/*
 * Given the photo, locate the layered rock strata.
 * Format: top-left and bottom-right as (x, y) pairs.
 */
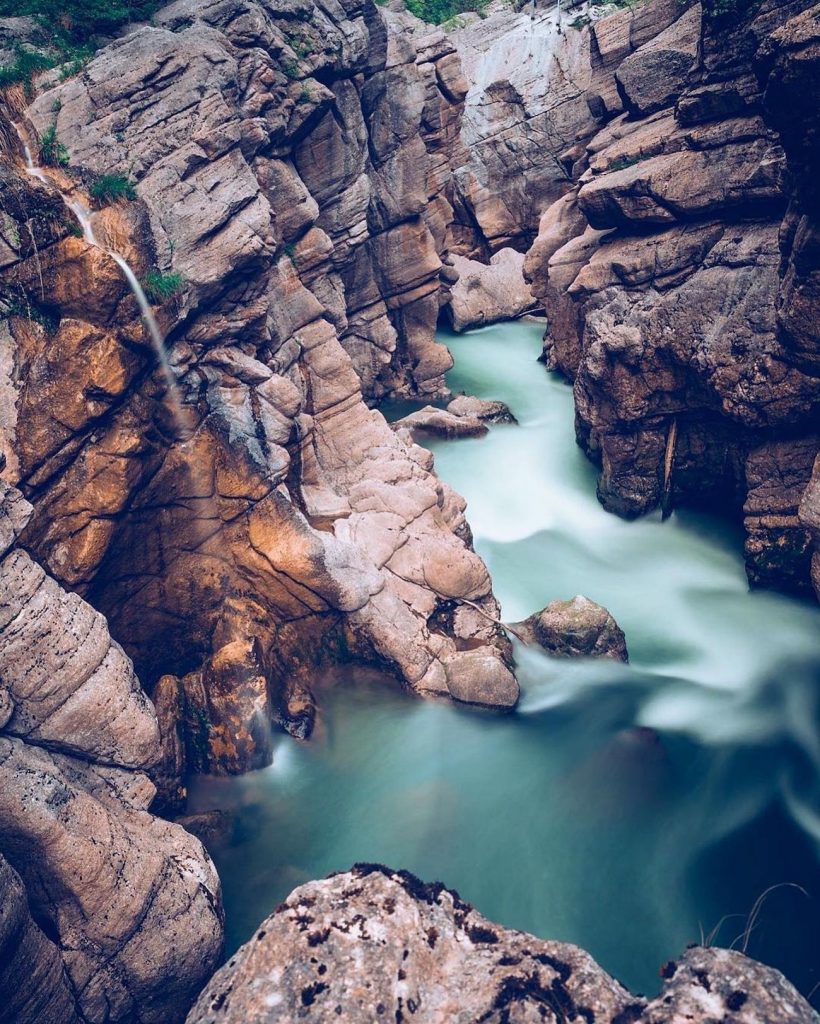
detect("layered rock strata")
(0, 482), (223, 1024)
(187, 864), (820, 1024)
(523, 0), (820, 594)
(0, 0), (515, 780)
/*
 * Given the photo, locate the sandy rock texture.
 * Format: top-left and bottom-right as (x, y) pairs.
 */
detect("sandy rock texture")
(0, 0), (515, 782)
(0, 482), (223, 1024)
(186, 865), (820, 1024)
(523, 0), (820, 595)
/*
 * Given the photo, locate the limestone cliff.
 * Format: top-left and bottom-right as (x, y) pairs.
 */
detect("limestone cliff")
(0, 481), (223, 1024)
(0, 0), (516, 786)
(520, 0), (820, 595)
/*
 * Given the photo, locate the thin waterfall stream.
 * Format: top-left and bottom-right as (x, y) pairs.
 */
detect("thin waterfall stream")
(189, 320), (820, 1006)
(13, 122), (187, 429)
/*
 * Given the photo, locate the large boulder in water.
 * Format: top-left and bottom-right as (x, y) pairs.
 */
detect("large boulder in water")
(513, 595), (629, 661)
(448, 249), (539, 331)
(186, 865), (820, 1024)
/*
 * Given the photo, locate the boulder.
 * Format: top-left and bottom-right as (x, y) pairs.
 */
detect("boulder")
(186, 865), (820, 1024)
(448, 248), (538, 331)
(513, 596), (629, 661)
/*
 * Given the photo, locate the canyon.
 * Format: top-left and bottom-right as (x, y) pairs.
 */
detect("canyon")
(0, 0), (818, 1021)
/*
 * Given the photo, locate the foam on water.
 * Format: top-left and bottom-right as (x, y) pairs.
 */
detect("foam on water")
(190, 322), (820, 1004)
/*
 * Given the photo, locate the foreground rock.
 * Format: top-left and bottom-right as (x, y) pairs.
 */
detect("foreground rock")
(0, 481), (223, 1024)
(187, 865), (819, 1024)
(513, 595), (629, 661)
(392, 393), (516, 439)
(448, 248), (539, 330)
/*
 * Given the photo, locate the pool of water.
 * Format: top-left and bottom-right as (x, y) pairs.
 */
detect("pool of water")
(190, 322), (820, 1003)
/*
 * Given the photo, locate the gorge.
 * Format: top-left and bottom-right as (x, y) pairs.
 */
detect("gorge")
(0, 0), (819, 1021)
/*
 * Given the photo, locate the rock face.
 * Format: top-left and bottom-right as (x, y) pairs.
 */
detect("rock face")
(758, 3), (820, 600)
(186, 865), (820, 1024)
(0, 0), (516, 782)
(523, 0), (820, 595)
(513, 595), (629, 662)
(448, 248), (539, 330)
(0, 482), (223, 1023)
(447, 0), (693, 258)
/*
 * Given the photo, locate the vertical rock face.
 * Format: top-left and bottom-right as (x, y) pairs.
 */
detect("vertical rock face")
(0, 482), (223, 1024)
(0, 0), (515, 778)
(757, 2), (820, 599)
(446, 0), (691, 258)
(523, 0), (820, 595)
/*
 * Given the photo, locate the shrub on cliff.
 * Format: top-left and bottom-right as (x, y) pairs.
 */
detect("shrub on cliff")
(404, 0), (488, 25)
(0, 0), (158, 45)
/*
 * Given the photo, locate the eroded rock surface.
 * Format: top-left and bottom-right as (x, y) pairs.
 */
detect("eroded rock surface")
(0, 0), (515, 780)
(523, 0), (820, 595)
(448, 248), (538, 330)
(186, 865), (820, 1024)
(0, 481), (223, 1024)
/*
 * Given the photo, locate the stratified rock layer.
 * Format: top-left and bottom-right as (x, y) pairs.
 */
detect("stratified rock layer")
(523, 0), (820, 595)
(0, 0), (515, 780)
(0, 481), (223, 1024)
(186, 865), (820, 1024)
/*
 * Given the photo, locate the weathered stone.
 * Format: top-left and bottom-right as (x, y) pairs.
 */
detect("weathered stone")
(513, 595), (629, 662)
(186, 865), (820, 1024)
(448, 248), (538, 331)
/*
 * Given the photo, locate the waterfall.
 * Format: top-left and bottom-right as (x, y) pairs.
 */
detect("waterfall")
(14, 123), (187, 430)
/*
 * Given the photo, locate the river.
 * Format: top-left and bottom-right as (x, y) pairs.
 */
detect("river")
(189, 321), (820, 1004)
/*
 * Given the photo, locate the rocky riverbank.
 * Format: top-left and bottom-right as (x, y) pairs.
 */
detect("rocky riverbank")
(0, 0), (819, 1019)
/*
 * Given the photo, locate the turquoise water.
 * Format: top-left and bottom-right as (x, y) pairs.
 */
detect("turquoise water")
(190, 322), (820, 1002)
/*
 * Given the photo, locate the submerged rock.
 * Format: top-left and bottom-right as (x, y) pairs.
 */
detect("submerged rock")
(513, 595), (629, 661)
(186, 865), (820, 1024)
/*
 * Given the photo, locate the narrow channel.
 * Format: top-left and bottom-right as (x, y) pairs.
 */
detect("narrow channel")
(190, 321), (820, 1004)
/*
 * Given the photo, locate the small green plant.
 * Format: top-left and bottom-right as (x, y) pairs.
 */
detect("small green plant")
(283, 242), (297, 265)
(404, 0), (487, 25)
(609, 153), (642, 171)
(89, 173), (137, 203)
(66, 220), (84, 237)
(39, 124), (70, 167)
(297, 84), (312, 105)
(282, 58), (300, 80)
(0, 46), (56, 97)
(142, 270), (185, 304)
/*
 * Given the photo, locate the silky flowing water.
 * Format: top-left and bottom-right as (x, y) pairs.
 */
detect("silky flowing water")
(190, 321), (820, 1003)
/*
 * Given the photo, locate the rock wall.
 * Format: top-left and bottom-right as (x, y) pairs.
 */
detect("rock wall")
(186, 864), (820, 1024)
(447, 0), (692, 258)
(0, 0), (516, 780)
(0, 481), (223, 1023)
(523, 0), (820, 595)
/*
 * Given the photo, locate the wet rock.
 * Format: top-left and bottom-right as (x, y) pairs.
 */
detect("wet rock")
(442, 650), (519, 708)
(513, 596), (629, 661)
(186, 865), (819, 1024)
(176, 810), (234, 850)
(447, 394), (516, 424)
(392, 405), (489, 438)
(448, 248), (538, 330)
